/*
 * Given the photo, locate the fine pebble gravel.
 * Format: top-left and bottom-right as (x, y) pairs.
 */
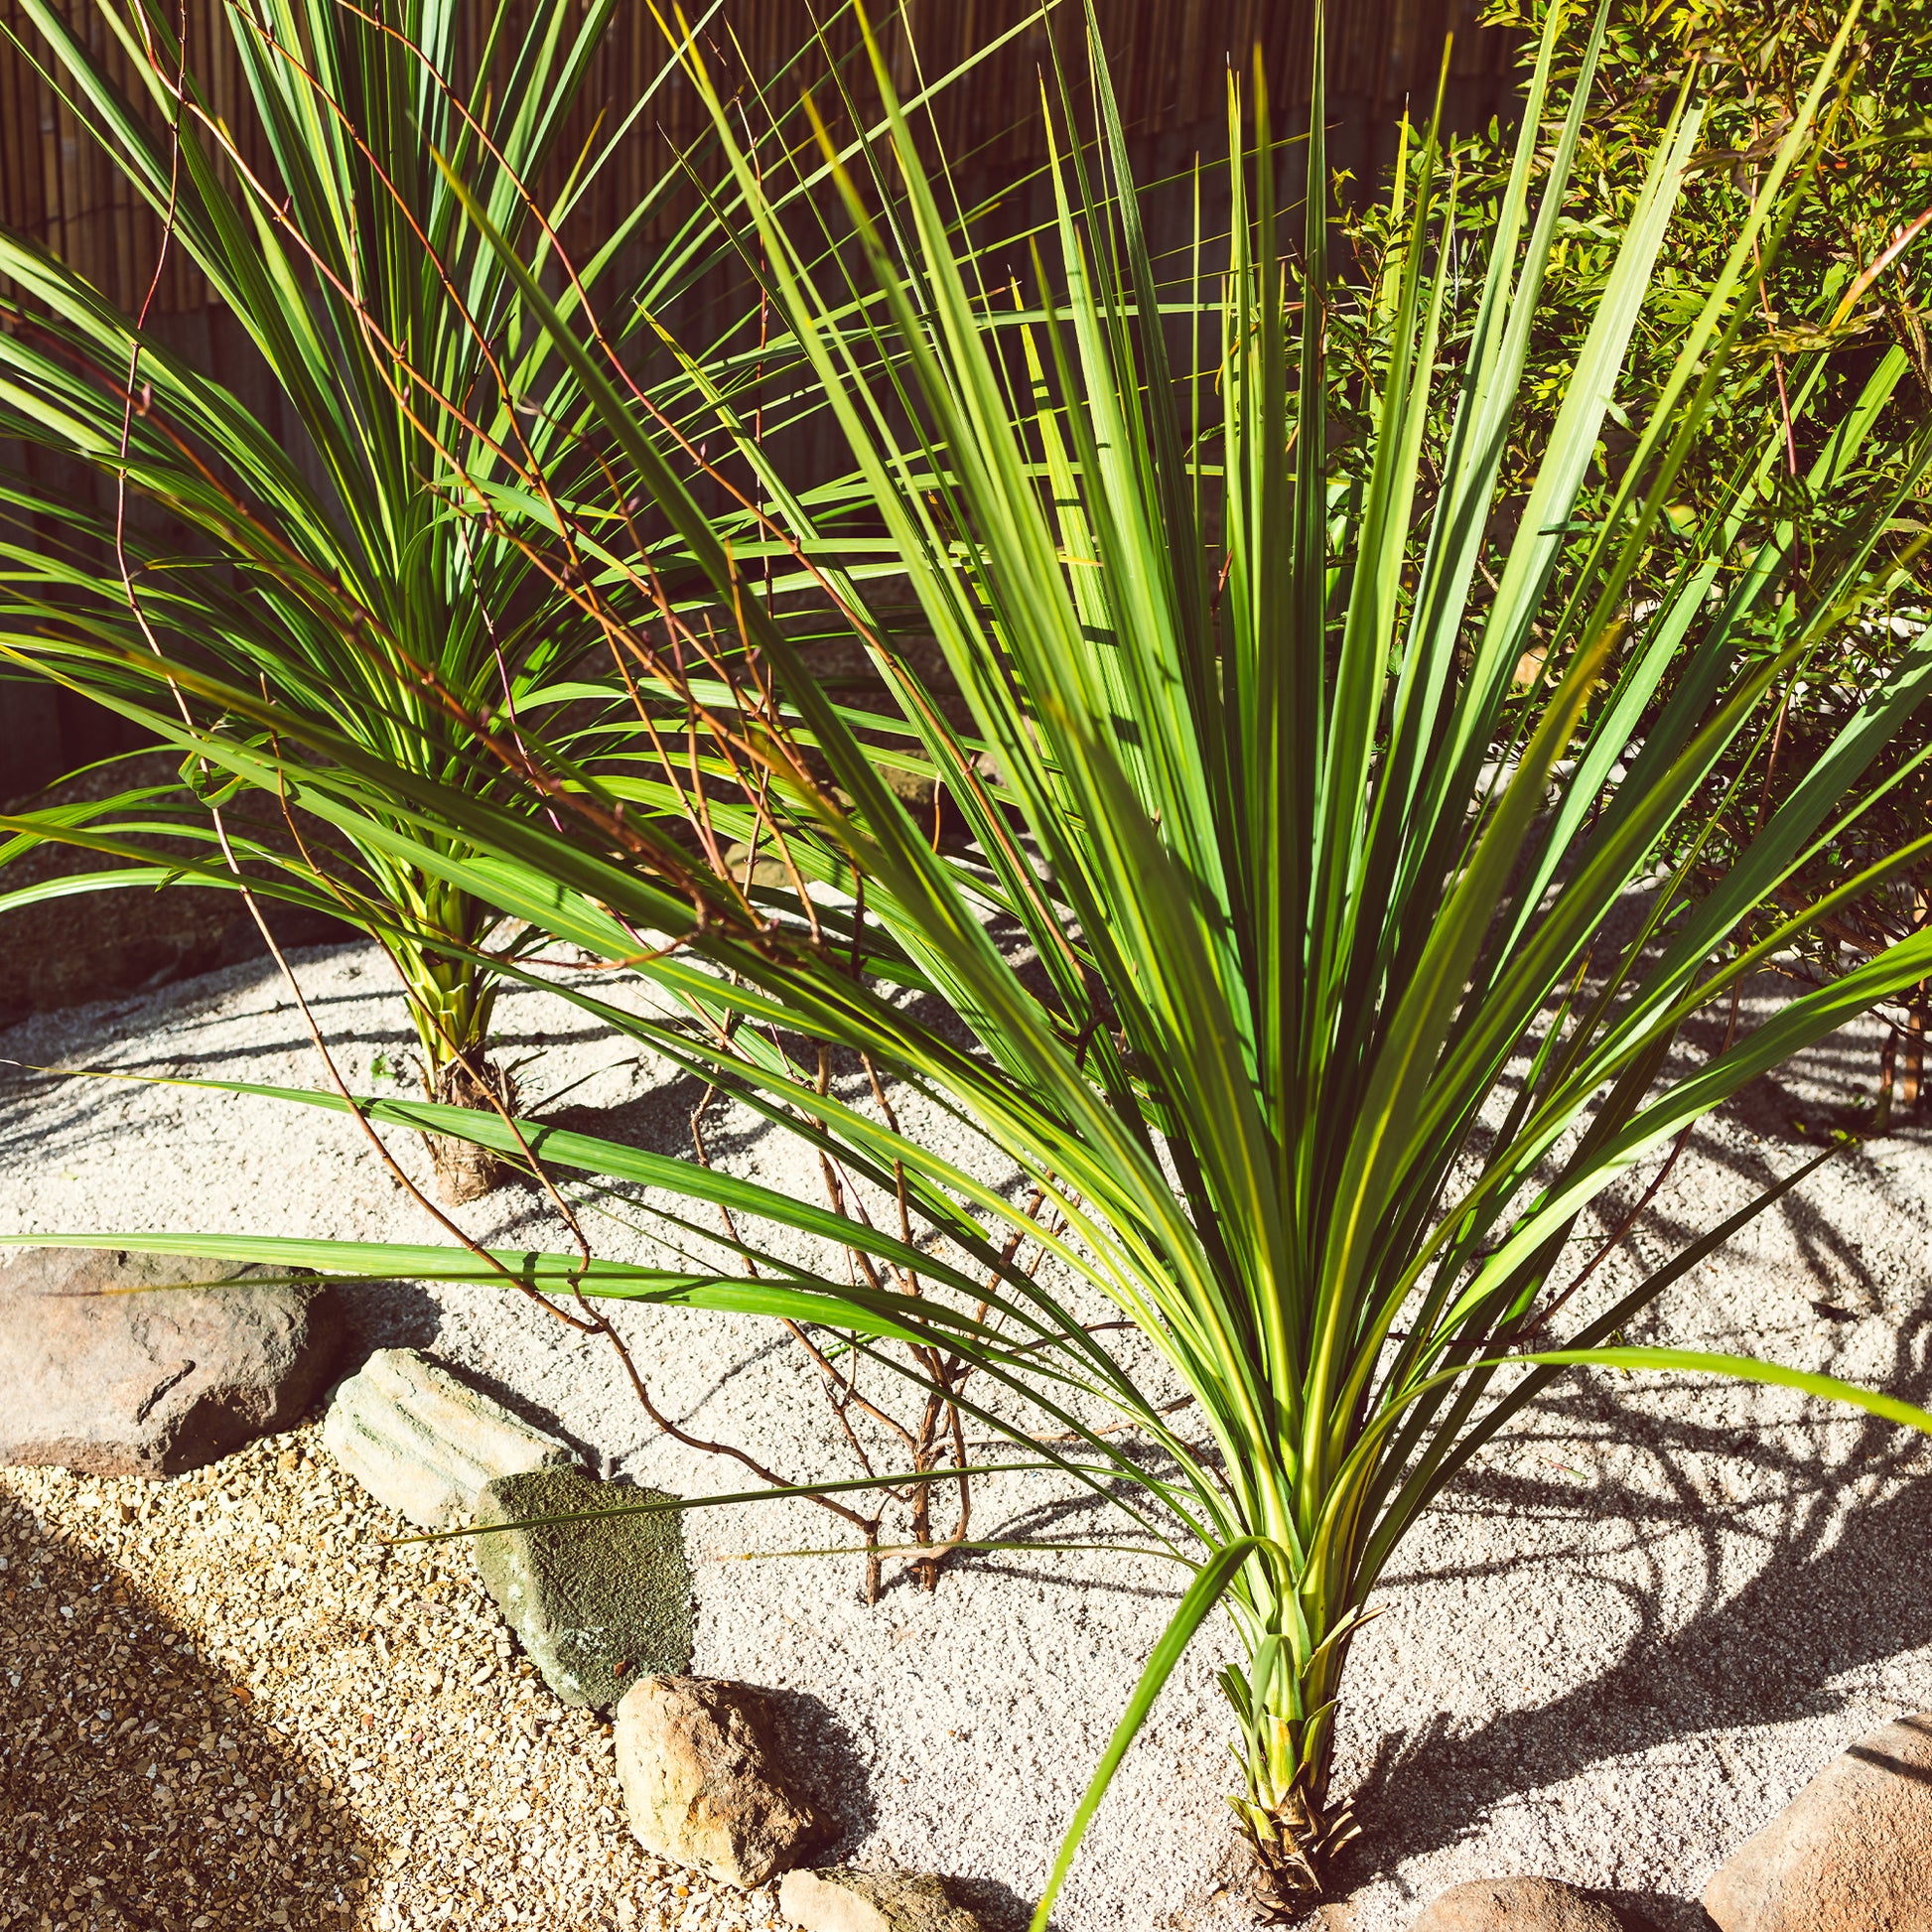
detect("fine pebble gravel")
(0, 1431), (785, 1932)
(3, 937), (1931, 1932)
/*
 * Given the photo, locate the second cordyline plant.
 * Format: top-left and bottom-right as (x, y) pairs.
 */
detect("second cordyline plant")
(10, 0), (1932, 1916)
(0, 0), (771, 1199)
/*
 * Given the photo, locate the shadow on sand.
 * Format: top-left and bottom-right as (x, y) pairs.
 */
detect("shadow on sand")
(0, 1482), (374, 1931)
(1333, 1311), (1932, 1925)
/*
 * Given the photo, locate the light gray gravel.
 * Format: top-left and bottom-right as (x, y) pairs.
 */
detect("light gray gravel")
(3, 939), (1930, 1932)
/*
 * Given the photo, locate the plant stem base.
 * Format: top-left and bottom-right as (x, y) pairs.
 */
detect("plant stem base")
(1236, 1785), (1360, 1922)
(423, 1054), (521, 1206)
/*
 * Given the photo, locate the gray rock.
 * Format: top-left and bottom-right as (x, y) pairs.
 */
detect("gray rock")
(778, 1867), (989, 1932)
(1702, 1712), (1932, 1932)
(1410, 1876), (1628, 1931)
(722, 841), (793, 890)
(616, 1675), (824, 1887)
(321, 1346), (575, 1529)
(474, 1465), (692, 1710)
(0, 1246), (342, 1478)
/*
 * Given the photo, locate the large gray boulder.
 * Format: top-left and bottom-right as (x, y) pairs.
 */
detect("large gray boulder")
(1702, 1713), (1932, 1932)
(778, 1868), (990, 1932)
(321, 1345), (576, 1529)
(0, 1246), (343, 1477)
(473, 1464), (692, 1709)
(616, 1675), (825, 1887)
(1410, 1878), (1628, 1931)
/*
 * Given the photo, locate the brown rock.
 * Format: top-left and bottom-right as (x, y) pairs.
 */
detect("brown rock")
(1702, 1713), (1932, 1932)
(616, 1675), (824, 1888)
(1411, 1876), (1627, 1931)
(778, 1867), (987, 1932)
(0, 1247), (343, 1477)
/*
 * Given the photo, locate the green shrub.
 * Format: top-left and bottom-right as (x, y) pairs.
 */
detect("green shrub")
(1338, 0), (1932, 1121)
(0, 0), (723, 1196)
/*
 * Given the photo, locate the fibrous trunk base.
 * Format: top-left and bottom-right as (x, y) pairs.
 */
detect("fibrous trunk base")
(1237, 1784), (1359, 1923)
(423, 1052), (520, 1205)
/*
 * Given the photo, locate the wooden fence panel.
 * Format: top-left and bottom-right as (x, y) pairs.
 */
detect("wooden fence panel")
(0, 1), (1522, 789)
(1, 1), (1522, 314)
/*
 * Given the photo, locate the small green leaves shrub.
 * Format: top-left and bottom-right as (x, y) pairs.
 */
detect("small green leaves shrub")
(1339, 0), (1932, 1112)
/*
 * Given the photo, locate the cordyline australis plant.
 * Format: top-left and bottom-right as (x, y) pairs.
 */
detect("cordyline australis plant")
(0, 0), (751, 1199)
(13, 0), (1932, 1916)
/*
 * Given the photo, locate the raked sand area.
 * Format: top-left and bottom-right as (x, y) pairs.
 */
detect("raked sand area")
(2, 939), (1930, 1932)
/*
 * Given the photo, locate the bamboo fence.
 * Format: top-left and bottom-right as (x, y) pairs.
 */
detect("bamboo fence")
(0, 1), (1523, 314)
(0, 2), (1522, 788)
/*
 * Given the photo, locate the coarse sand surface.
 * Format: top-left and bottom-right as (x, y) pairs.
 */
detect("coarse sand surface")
(2, 939), (1929, 1932)
(2, 1434), (766, 1932)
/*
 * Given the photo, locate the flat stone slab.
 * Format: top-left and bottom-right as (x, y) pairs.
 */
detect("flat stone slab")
(1702, 1712), (1932, 1932)
(617, 1675), (823, 1887)
(475, 1464), (692, 1709)
(1410, 1877), (1629, 1931)
(321, 1345), (575, 1529)
(779, 1867), (990, 1932)
(0, 1246), (343, 1478)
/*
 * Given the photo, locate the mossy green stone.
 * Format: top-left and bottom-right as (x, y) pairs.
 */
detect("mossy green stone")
(474, 1466), (692, 1710)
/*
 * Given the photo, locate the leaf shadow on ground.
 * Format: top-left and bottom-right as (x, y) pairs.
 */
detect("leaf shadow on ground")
(535, 1073), (759, 1171)
(761, 1677), (1037, 1931)
(0, 955), (418, 1176)
(0, 1480), (375, 1931)
(1332, 1307), (1932, 1925)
